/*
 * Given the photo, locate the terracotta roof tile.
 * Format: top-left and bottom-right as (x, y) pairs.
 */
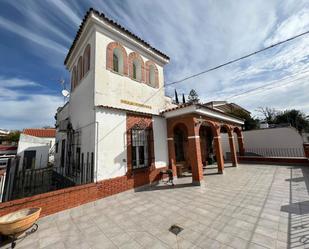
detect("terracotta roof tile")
(64, 8), (170, 65)
(23, 128), (56, 138)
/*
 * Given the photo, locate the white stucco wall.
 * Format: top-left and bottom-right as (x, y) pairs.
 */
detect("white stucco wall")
(96, 108), (127, 181)
(153, 116), (168, 168)
(94, 29), (168, 115)
(221, 127), (304, 157)
(17, 134), (51, 170)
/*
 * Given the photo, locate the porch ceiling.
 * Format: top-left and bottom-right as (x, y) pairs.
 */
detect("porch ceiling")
(162, 104), (244, 125)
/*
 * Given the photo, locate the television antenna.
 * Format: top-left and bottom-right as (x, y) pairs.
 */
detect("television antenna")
(58, 78), (70, 103)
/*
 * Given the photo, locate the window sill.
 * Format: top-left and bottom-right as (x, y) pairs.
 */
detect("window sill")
(107, 68), (125, 76)
(131, 166), (151, 173)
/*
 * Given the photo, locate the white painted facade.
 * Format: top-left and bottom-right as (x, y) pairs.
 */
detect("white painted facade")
(55, 11), (170, 182)
(17, 134), (52, 170)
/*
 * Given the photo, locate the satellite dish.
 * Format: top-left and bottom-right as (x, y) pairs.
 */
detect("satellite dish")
(62, 89), (70, 97)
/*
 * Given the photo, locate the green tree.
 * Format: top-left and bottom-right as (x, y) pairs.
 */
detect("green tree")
(274, 109), (309, 133)
(227, 109), (259, 131)
(188, 89), (199, 104)
(2, 131), (20, 142)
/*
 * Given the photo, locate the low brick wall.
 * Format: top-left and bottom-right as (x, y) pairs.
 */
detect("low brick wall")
(238, 156), (309, 165)
(0, 167), (167, 217)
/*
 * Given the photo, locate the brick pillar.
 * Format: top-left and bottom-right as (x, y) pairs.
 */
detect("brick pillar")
(229, 135), (238, 167)
(188, 119), (204, 185)
(167, 138), (177, 177)
(238, 134), (245, 156)
(167, 124), (177, 177)
(214, 125), (224, 174)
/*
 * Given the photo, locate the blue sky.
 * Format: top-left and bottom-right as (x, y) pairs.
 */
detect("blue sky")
(0, 0), (308, 130)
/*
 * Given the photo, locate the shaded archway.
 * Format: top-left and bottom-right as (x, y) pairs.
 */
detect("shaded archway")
(221, 125), (238, 167)
(199, 125), (214, 167)
(233, 127), (245, 156)
(173, 123), (189, 176)
(198, 121), (224, 174)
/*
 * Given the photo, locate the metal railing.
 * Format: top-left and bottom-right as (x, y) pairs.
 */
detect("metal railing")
(244, 147), (305, 158)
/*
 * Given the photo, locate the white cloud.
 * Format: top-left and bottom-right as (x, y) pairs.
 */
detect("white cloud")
(0, 16), (67, 55)
(0, 77), (63, 130)
(1, 0), (309, 129)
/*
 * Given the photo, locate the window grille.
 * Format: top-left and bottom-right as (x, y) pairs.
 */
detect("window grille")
(131, 128), (151, 170)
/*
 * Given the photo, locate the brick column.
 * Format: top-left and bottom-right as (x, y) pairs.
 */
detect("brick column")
(229, 135), (238, 167)
(167, 124), (177, 177)
(187, 120), (204, 185)
(214, 125), (224, 174)
(167, 138), (177, 177)
(238, 133), (245, 156)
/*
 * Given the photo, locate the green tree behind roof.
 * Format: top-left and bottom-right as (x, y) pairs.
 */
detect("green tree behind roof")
(188, 89), (199, 104)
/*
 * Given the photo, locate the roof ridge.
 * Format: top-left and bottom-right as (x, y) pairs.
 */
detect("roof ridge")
(64, 8), (170, 65)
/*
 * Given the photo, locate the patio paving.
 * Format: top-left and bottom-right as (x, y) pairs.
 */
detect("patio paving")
(2, 163), (309, 249)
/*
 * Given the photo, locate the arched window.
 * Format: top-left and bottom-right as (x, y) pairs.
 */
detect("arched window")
(71, 66), (77, 90)
(77, 56), (83, 83)
(128, 52), (144, 82)
(106, 42), (128, 75)
(112, 48), (123, 74)
(146, 61), (158, 88)
(149, 65), (155, 86)
(83, 44), (90, 75)
(132, 59), (142, 81)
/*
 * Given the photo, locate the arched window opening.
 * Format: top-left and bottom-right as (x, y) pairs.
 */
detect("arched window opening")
(113, 48), (123, 74)
(133, 63), (137, 79)
(83, 44), (90, 75)
(132, 59), (142, 81)
(149, 65), (155, 86)
(71, 66), (76, 90)
(77, 56), (83, 83)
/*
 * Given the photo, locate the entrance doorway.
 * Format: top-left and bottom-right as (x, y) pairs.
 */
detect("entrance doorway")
(199, 125), (214, 166)
(173, 124), (189, 176)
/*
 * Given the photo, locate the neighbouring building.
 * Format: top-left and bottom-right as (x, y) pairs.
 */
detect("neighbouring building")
(17, 128), (56, 170)
(204, 101), (251, 115)
(54, 8), (244, 189)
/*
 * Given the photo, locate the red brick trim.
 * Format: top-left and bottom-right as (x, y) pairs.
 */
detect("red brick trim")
(106, 41), (128, 75)
(128, 52), (145, 82)
(77, 56), (83, 83)
(126, 113), (154, 175)
(83, 44), (91, 75)
(145, 61), (159, 88)
(0, 167), (167, 217)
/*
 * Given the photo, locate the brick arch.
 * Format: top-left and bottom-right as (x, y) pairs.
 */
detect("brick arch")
(196, 120), (220, 137)
(71, 66), (77, 91)
(83, 44), (91, 75)
(233, 126), (245, 156)
(220, 124), (233, 136)
(77, 56), (83, 83)
(128, 52), (145, 82)
(106, 41), (128, 75)
(145, 61), (159, 88)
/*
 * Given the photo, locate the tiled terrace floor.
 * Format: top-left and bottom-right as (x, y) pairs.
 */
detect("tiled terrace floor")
(2, 163), (309, 249)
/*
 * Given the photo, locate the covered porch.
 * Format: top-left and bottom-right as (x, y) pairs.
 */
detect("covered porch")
(162, 104), (245, 185)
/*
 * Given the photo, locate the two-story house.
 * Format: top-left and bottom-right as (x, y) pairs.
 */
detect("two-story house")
(55, 8), (244, 190)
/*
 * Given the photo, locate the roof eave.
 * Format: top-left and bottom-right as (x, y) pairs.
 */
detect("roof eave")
(163, 104), (244, 125)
